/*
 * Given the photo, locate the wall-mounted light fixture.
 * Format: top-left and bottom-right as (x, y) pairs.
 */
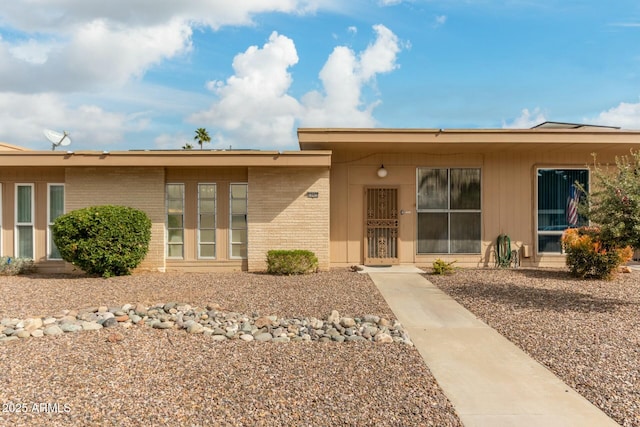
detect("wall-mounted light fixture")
(377, 164), (388, 178)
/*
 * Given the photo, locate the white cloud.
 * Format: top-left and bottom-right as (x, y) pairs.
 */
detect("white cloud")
(379, 0), (404, 5)
(190, 32), (302, 147)
(0, 1), (327, 93)
(587, 100), (640, 129)
(190, 25), (402, 148)
(0, 0), (339, 148)
(300, 24), (401, 128)
(502, 107), (546, 128)
(0, 92), (148, 149)
(434, 15), (447, 27)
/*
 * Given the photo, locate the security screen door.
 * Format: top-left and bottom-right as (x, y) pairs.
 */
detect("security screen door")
(364, 188), (399, 265)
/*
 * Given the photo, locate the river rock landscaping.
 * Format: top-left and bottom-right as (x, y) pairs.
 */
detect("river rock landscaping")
(1, 304), (413, 345)
(0, 270), (461, 427)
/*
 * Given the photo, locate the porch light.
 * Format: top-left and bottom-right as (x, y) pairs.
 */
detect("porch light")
(377, 164), (388, 178)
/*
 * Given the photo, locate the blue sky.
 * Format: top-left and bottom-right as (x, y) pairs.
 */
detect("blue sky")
(0, 0), (639, 151)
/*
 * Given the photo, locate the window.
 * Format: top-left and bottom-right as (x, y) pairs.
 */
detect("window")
(229, 183), (248, 259)
(48, 184), (64, 259)
(416, 168), (481, 254)
(198, 184), (216, 259)
(16, 184), (34, 259)
(537, 169), (588, 253)
(166, 184), (184, 258)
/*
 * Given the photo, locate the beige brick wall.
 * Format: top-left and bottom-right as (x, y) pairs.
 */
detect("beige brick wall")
(65, 167), (166, 272)
(247, 167), (330, 271)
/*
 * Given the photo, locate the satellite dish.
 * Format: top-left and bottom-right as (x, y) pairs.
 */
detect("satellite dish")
(43, 129), (71, 151)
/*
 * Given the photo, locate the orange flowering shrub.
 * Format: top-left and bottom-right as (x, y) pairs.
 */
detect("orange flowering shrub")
(561, 226), (633, 279)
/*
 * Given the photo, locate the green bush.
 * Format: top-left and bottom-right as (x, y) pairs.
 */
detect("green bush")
(52, 205), (151, 277)
(266, 250), (318, 275)
(0, 256), (35, 275)
(561, 226), (633, 280)
(432, 258), (456, 275)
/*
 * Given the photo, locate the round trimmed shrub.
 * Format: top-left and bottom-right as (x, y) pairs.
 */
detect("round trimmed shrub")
(52, 205), (152, 277)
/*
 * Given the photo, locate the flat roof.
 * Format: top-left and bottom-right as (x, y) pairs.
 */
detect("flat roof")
(0, 149), (332, 167)
(297, 127), (640, 155)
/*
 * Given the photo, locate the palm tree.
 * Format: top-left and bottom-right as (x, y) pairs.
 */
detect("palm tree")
(194, 128), (211, 150)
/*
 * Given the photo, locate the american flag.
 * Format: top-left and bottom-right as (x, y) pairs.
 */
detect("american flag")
(567, 184), (580, 226)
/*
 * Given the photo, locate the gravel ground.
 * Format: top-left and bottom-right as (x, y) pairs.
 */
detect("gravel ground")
(429, 268), (640, 427)
(0, 270), (462, 427)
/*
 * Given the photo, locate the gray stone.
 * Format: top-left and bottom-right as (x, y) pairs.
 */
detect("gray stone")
(254, 333), (273, 342)
(102, 318), (118, 328)
(0, 336), (19, 343)
(81, 321), (103, 331)
(346, 335), (367, 342)
(121, 304), (133, 312)
(129, 314), (142, 324)
(43, 317), (57, 326)
(60, 323), (83, 333)
(153, 321), (174, 329)
(44, 325), (64, 336)
(239, 334), (254, 342)
(31, 329), (44, 338)
(211, 335), (227, 341)
(272, 336), (290, 343)
(363, 314), (380, 324)
(332, 335), (346, 343)
(187, 323), (204, 334)
(135, 304), (148, 316)
(3, 328), (16, 336)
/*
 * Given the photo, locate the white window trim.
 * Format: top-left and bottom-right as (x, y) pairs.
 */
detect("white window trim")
(166, 183), (185, 259)
(415, 168), (482, 254)
(535, 167), (590, 255)
(15, 183), (35, 259)
(197, 183), (217, 260)
(229, 183), (248, 260)
(47, 183), (65, 260)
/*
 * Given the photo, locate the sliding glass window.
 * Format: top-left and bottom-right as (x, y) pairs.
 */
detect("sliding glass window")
(198, 184), (216, 259)
(48, 184), (64, 259)
(229, 183), (248, 259)
(537, 169), (588, 253)
(416, 168), (481, 254)
(166, 184), (185, 258)
(16, 184), (34, 259)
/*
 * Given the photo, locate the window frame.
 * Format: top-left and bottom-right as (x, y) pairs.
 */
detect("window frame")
(229, 183), (248, 260)
(535, 167), (589, 255)
(166, 183), (185, 259)
(15, 183), (35, 259)
(47, 183), (65, 260)
(197, 183), (217, 259)
(416, 168), (482, 254)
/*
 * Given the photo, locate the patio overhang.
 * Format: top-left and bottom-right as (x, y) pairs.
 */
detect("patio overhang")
(298, 128), (640, 157)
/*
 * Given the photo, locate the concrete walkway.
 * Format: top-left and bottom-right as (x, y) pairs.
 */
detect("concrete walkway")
(369, 272), (620, 427)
